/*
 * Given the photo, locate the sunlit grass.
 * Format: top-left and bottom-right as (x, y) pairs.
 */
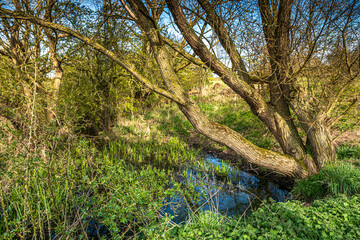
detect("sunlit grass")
(292, 162), (360, 200)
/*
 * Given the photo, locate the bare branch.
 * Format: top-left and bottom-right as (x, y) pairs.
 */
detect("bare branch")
(0, 7), (186, 106)
(197, 0), (252, 84)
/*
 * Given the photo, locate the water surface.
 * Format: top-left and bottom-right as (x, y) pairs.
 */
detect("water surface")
(163, 154), (290, 223)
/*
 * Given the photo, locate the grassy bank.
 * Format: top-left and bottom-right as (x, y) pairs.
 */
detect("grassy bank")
(0, 123), (210, 239)
(3, 136), (359, 239)
(1, 89), (360, 239)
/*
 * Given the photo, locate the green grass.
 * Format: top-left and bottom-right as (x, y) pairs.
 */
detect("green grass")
(144, 104), (194, 138)
(337, 145), (360, 161)
(292, 162), (360, 200)
(0, 134), (203, 239)
(199, 101), (275, 149)
(105, 134), (200, 168)
(144, 100), (276, 150)
(291, 145), (360, 200)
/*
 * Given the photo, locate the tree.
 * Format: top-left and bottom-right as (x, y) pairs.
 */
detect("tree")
(0, 0), (359, 178)
(0, 0), (78, 127)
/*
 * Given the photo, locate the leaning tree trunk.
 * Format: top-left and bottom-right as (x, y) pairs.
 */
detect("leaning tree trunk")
(0, 1), (336, 179)
(127, 0), (310, 178)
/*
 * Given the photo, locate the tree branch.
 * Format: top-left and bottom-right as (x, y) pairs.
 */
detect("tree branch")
(197, 0), (252, 84)
(166, 0), (279, 133)
(0, 7), (187, 106)
(163, 37), (204, 67)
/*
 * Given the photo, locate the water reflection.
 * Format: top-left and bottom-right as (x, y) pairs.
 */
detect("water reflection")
(164, 155), (290, 223)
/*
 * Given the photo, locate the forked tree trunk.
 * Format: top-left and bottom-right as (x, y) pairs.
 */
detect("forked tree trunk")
(128, 0), (310, 178)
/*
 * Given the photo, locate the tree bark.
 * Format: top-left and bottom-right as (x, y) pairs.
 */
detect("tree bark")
(126, 0), (309, 178)
(44, 0), (62, 122)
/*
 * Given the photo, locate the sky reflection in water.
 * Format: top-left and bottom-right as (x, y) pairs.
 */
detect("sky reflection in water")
(163, 155), (290, 223)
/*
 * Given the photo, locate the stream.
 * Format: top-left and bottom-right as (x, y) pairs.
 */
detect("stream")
(162, 154), (290, 224)
(63, 154), (290, 239)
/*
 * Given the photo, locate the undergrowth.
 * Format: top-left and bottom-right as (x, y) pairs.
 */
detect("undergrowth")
(292, 145), (360, 200)
(0, 133), (203, 239)
(152, 194), (360, 240)
(1, 92), (359, 239)
(292, 163), (360, 200)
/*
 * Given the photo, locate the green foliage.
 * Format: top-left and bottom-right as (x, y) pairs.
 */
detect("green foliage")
(325, 163), (360, 196)
(337, 145), (360, 160)
(59, 51), (130, 134)
(292, 163), (360, 200)
(168, 211), (233, 240)
(291, 173), (326, 199)
(0, 134), (189, 239)
(107, 132), (200, 167)
(80, 155), (176, 239)
(166, 195), (360, 240)
(233, 195), (360, 240)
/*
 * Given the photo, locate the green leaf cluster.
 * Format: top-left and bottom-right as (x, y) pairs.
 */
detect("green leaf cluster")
(166, 195), (360, 240)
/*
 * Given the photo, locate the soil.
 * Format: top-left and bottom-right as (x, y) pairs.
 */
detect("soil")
(332, 129), (360, 147)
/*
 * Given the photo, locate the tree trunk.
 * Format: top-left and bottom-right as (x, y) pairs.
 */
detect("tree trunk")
(258, 0), (335, 169)
(127, 0), (309, 178)
(44, 1), (62, 122)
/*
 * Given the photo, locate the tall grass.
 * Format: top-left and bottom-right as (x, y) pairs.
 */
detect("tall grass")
(292, 162), (360, 200)
(0, 130), (205, 239)
(106, 134), (200, 168)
